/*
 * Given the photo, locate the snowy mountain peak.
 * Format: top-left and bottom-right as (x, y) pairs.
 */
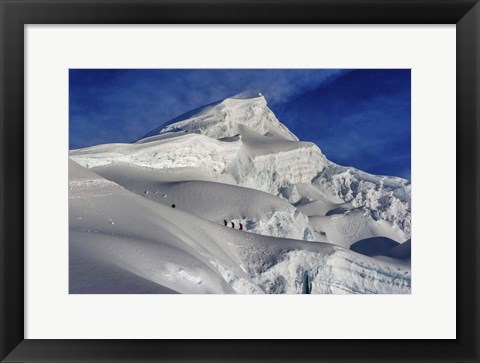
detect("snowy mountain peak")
(70, 93), (412, 294)
(138, 95), (298, 143)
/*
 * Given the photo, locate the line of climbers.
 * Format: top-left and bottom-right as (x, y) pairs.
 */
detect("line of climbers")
(171, 204), (244, 231)
(224, 219), (243, 231)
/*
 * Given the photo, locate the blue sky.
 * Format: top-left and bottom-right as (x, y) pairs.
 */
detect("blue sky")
(70, 69), (410, 179)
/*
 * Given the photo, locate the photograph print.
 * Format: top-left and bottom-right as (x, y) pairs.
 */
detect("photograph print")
(69, 69), (411, 294)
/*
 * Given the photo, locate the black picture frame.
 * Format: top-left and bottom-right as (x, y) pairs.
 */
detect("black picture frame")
(1, 1), (479, 362)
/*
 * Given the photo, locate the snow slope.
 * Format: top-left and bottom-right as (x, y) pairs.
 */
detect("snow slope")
(70, 160), (410, 294)
(93, 163), (316, 241)
(69, 95), (411, 294)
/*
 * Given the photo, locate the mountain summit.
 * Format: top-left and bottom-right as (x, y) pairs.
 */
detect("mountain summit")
(140, 95), (298, 143)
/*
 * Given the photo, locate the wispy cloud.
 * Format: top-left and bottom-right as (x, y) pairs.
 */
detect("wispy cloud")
(69, 69), (348, 148)
(69, 69), (410, 179)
